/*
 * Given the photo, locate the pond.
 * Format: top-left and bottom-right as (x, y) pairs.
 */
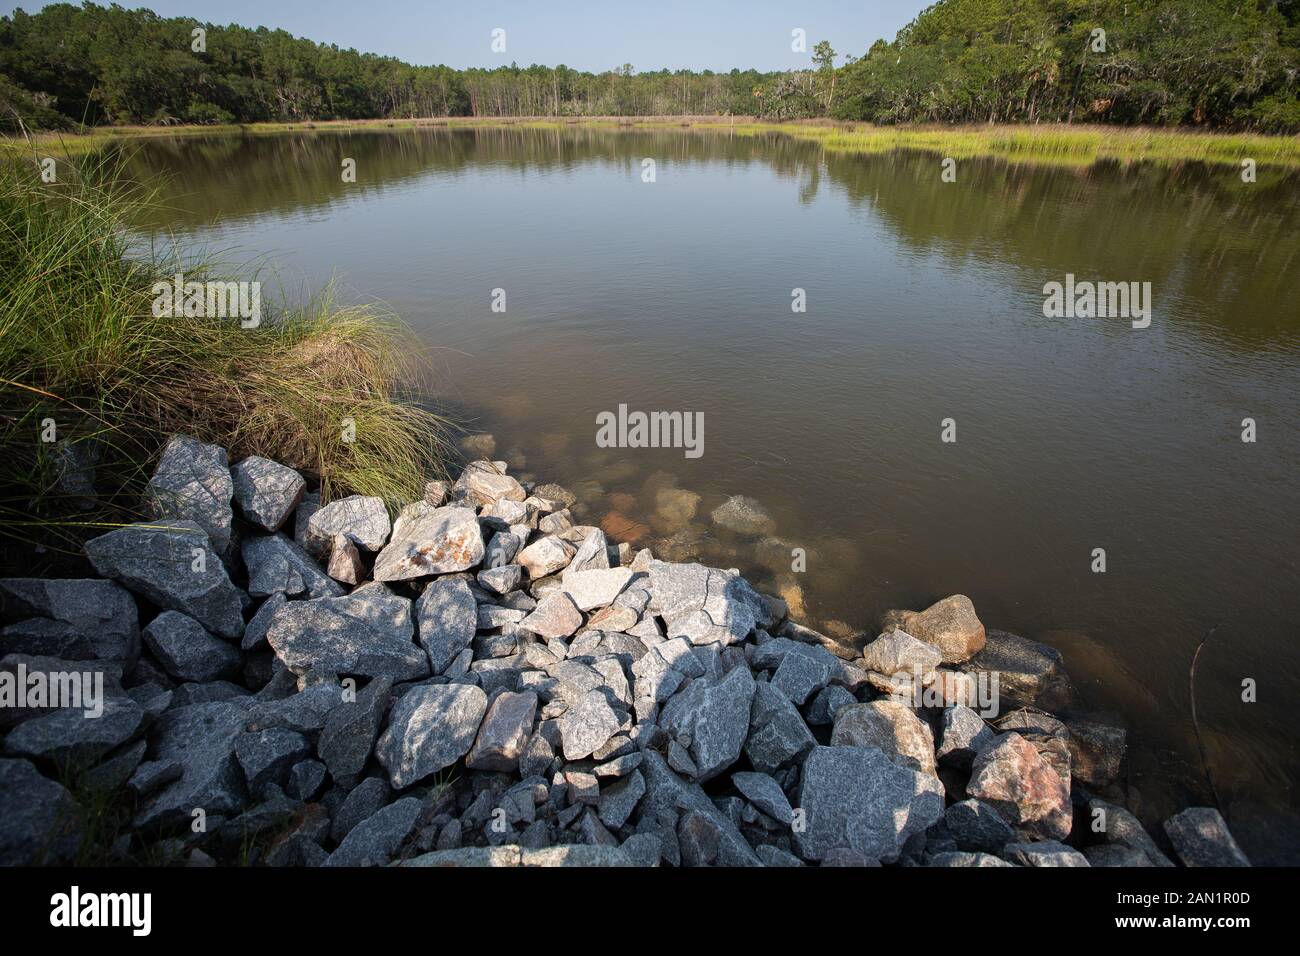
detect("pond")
(119, 126), (1300, 858)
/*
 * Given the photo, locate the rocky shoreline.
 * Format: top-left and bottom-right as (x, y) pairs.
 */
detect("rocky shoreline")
(0, 435), (1252, 867)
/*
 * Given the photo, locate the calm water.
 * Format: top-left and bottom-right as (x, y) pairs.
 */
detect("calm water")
(121, 127), (1300, 857)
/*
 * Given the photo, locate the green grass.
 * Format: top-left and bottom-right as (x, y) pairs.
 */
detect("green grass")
(8, 117), (1299, 169)
(0, 144), (451, 558)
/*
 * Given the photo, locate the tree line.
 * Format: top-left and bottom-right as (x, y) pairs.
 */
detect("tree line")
(1, 0), (1297, 133)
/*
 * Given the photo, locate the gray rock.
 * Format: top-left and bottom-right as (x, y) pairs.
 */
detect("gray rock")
(756, 844), (805, 867)
(945, 799), (1015, 853)
(558, 690), (622, 761)
(0, 618), (94, 660)
(465, 690), (538, 772)
(639, 750), (760, 866)
(831, 701), (937, 779)
(266, 583), (427, 681)
(1087, 798), (1174, 866)
(732, 771), (794, 825)
(0, 758), (82, 864)
(415, 576), (477, 674)
(1163, 807), (1250, 867)
(937, 705), (995, 769)
(326, 796), (422, 867)
(744, 681), (816, 774)
(372, 505), (483, 582)
(0, 578), (140, 661)
(805, 684), (856, 726)
(326, 534), (365, 585)
(1002, 840), (1090, 867)
(598, 769), (646, 830)
(146, 435), (234, 555)
(560, 567), (635, 611)
(245, 681), (343, 733)
(519, 593), (583, 640)
(287, 759), (327, 800)
(3, 682), (146, 767)
(568, 528), (611, 573)
(963, 629), (1079, 712)
(143, 611), (242, 682)
(517, 536), (576, 579)
(230, 456), (305, 532)
(332, 777), (392, 842)
(710, 495), (775, 536)
(128, 759), (183, 797)
(1085, 844), (1154, 867)
(793, 745), (945, 863)
(234, 728), (310, 800)
(454, 460), (526, 506)
(861, 627), (942, 677)
(477, 564), (522, 595)
(928, 851), (1014, 867)
(242, 592), (286, 652)
(243, 533), (343, 600)
(306, 495), (391, 556)
(594, 752), (643, 778)
(318, 677), (392, 788)
(620, 831), (662, 867)
(135, 698), (256, 829)
(770, 645), (832, 705)
(647, 561), (760, 647)
(80, 738), (148, 792)
(376, 683), (487, 788)
(660, 664), (755, 782)
(1063, 714), (1127, 788)
(85, 520), (244, 639)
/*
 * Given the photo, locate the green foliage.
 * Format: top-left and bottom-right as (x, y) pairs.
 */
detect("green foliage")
(833, 0), (1300, 131)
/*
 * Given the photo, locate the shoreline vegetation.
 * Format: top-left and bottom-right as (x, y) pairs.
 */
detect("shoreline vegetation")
(7, 116), (1300, 169)
(0, 152), (450, 563)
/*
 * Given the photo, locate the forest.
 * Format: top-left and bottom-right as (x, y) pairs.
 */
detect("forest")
(1, 0), (1297, 132)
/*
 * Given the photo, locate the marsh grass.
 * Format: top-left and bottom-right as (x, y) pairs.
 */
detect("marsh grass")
(0, 146), (451, 560)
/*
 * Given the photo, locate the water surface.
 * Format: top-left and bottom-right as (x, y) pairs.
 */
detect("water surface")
(121, 127), (1300, 857)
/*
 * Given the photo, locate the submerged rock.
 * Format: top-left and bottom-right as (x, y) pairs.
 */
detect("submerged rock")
(1163, 807), (1251, 867)
(879, 595), (985, 664)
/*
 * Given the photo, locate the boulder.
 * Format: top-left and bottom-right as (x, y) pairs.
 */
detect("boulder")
(560, 567), (635, 611)
(85, 520), (244, 639)
(230, 455), (304, 532)
(0, 578), (139, 661)
(372, 505), (484, 582)
(1002, 841), (1090, 867)
(234, 728), (310, 800)
(638, 750), (760, 866)
(415, 577), (477, 674)
(861, 627), (942, 678)
(3, 681), (146, 766)
(326, 797), (422, 867)
(0, 758), (82, 864)
(831, 701), (937, 776)
(936, 705), (995, 769)
(879, 595), (985, 664)
(517, 536), (576, 579)
(454, 460), (526, 506)
(558, 689), (622, 761)
(744, 680), (816, 774)
(143, 611), (242, 682)
(326, 535), (365, 586)
(963, 629), (1079, 712)
(597, 769), (646, 830)
(945, 799), (1015, 853)
(659, 664), (755, 782)
(731, 771), (794, 825)
(710, 496), (775, 536)
(146, 434), (234, 555)
(1163, 807), (1250, 867)
(242, 532), (343, 599)
(317, 677), (392, 788)
(1086, 798), (1174, 866)
(647, 561), (761, 647)
(266, 583), (428, 681)
(519, 593), (583, 640)
(376, 683), (487, 788)
(305, 495), (391, 556)
(465, 690), (538, 772)
(1063, 714), (1126, 788)
(793, 745), (945, 863)
(967, 732), (1072, 841)
(135, 698), (256, 829)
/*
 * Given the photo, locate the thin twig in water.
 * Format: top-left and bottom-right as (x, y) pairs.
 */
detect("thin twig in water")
(1189, 625), (1223, 813)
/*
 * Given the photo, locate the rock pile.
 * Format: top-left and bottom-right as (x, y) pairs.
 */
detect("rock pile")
(0, 435), (1252, 867)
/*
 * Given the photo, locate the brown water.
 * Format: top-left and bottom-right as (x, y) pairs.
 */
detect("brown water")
(121, 127), (1300, 858)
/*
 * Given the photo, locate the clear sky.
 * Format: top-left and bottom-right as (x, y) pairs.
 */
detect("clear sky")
(6, 0), (930, 71)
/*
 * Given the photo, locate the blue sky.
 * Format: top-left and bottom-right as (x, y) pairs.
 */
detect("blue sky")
(6, 1), (930, 71)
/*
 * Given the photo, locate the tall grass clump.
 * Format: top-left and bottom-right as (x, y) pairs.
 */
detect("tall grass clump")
(0, 149), (450, 562)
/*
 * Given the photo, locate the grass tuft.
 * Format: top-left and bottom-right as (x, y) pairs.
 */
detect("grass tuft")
(0, 145), (450, 560)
